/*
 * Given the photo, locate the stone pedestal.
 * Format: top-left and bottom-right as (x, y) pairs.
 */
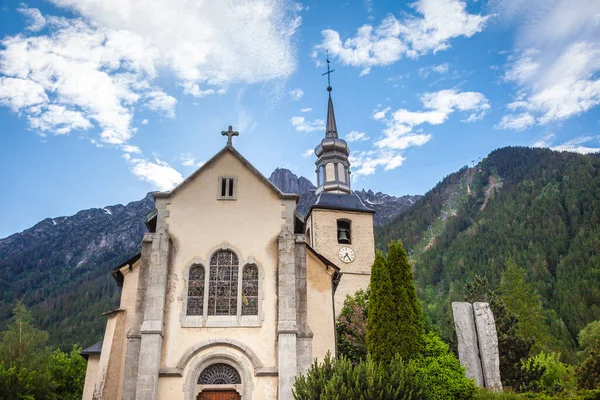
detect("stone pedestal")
(452, 302), (484, 387)
(473, 302), (502, 391)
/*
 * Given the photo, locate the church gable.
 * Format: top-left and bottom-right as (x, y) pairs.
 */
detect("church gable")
(165, 145), (297, 201)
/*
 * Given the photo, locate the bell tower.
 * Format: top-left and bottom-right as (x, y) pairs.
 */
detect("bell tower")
(305, 55), (375, 315)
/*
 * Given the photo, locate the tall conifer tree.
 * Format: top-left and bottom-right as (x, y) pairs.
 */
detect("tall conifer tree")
(387, 240), (424, 359)
(366, 252), (400, 364)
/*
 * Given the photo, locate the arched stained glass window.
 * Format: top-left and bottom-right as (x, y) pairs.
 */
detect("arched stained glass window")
(241, 265), (259, 316)
(198, 363), (241, 384)
(208, 250), (239, 316)
(187, 264), (204, 316)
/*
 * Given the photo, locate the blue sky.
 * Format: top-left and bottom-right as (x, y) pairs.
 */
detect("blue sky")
(1, 0), (600, 239)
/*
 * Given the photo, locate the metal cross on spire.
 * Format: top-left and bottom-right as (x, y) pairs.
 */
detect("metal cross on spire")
(321, 50), (335, 91)
(221, 125), (239, 146)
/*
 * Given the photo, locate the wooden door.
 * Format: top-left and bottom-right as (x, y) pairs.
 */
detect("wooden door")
(197, 390), (241, 400)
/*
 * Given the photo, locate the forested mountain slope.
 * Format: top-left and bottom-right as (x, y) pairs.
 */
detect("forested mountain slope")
(375, 147), (600, 360)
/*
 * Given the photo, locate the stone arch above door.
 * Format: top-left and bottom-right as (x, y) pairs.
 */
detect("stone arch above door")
(183, 350), (254, 400)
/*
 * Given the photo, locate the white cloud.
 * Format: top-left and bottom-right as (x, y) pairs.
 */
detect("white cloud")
(421, 89), (490, 120)
(141, 119), (148, 124)
(532, 134), (600, 154)
(315, 16), (406, 69)
(290, 88), (304, 100)
(301, 149), (314, 158)
(419, 62), (450, 78)
(497, 0), (600, 129)
(146, 91), (177, 118)
(375, 89), (488, 150)
(179, 153), (197, 167)
(551, 136), (600, 154)
(121, 144), (142, 153)
(290, 116), (325, 132)
(1, 0), (302, 188)
(28, 105), (92, 135)
(314, 0), (489, 72)
(17, 6), (46, 32)
(0, 0), (300, 144)
(400, 0), (490, 55)
(350, 88), (488, 177)
(359, 67), (372, 77)
(300, 107), (312, 113)
(531, 133), (555, 148)
(128, 156), (183, 191)
(495, 112), (535, 131)
(182, 83), (215, 98)
(350, 150), (406, 177)
(0, 77), (48, 111)
(372, 107), (391, 120)
(345, 130), (369, 142)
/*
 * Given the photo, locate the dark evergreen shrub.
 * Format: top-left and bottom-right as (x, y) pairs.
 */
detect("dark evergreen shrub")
(293, 353), (423, 400)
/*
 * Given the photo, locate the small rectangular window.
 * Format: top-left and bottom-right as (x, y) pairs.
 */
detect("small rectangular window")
(218, 177), (237, 200)
(221, 178), (227, 197)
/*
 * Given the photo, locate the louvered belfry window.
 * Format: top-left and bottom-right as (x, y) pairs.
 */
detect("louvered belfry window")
(186, 264), (205, 316)
(208, 250), (239, 316)
(241, 265), (259, 315)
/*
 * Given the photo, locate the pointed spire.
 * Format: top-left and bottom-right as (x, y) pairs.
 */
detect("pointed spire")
(322, 51), (338, 138)
(326, 89), (338, 138)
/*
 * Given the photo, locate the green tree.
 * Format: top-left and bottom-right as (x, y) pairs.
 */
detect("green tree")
(366, 251), (399, 364)
(579, 321), (600, 360)
(387, 240), (425, 359)
(49, 345), (87, 400)
(0, 301), (53, 399)
(0, 363), (37, 400)
(519, 352), (575, 395)
(410, 332), (477, 400)
(499, 259), (550, 353)
(336, 289), (368, 363)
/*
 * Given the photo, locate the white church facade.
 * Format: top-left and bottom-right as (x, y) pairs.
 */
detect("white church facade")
(81, 81), (375, 400)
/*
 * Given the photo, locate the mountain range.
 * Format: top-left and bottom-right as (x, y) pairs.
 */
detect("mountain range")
(2, 147), (599, 362)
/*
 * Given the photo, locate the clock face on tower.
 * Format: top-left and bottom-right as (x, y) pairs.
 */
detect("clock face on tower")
(338, 247), (355, 263)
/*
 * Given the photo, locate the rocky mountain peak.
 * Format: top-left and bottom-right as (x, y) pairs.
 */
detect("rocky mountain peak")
(268, 168), (316, 195)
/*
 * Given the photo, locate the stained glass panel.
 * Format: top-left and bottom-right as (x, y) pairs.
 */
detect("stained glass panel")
(208, 250), (239, 316)
(241, 265), (258, 316)
(186, 264), (205, 316)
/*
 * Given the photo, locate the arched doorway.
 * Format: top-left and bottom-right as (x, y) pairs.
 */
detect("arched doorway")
(196, 363), (242, 400)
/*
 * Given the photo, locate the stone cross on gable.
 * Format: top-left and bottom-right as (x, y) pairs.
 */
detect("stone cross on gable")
(221, 125), (239, 146)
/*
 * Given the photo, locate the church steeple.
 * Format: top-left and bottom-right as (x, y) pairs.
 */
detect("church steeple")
(314, 55), (351, 195)
(326, 89), (338, 138)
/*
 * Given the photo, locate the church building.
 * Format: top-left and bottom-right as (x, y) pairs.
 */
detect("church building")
(81, 78), (376, 400)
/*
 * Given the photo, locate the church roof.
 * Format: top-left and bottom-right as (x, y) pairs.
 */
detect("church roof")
(111, 252), (141, 287)
(81, 340), (103, 359)
(309, 192), (375, 215)
(306, 245), (341, 292)
(153, 144), (299, 201)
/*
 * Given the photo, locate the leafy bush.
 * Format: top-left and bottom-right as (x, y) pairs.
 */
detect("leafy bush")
(519, 352), (575, 395)
(336, 289), (368, 363)
(410, 332), (477, 400)
(293, 353), (423, 400)
(474, 388), (600, 400)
